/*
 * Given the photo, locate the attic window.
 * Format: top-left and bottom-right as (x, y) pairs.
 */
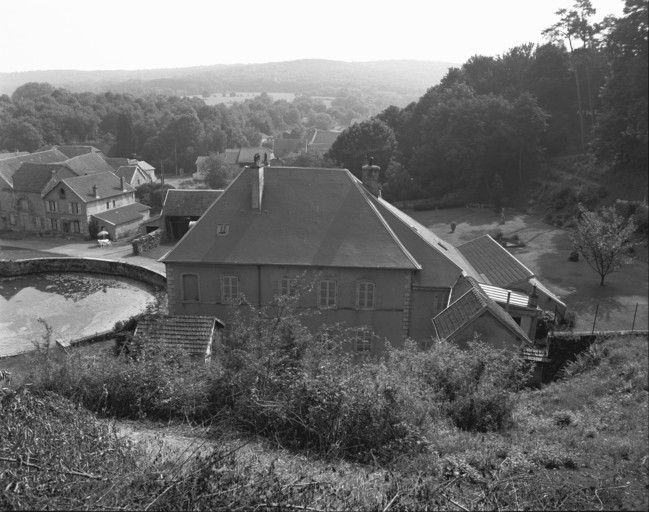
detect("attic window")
(59, 188), (66, 199)
(217, 223), (229, 235)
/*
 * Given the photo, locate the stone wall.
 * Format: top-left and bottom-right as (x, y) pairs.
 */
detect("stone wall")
(132, 229), (162, 255)
(0, 257), (166, 289)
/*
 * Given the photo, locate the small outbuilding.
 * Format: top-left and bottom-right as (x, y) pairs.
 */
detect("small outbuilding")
(134, 315), (225, 363)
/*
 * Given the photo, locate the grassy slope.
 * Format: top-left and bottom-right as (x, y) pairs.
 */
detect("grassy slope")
(2, 335), (646, 510)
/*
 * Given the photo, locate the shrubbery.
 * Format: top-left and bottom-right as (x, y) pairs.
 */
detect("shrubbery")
(27, 297), (531, 462)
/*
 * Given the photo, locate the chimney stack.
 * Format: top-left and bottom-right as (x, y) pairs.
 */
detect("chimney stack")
(263, 152), (269, 166)
(120, 175), (126, 192)
(251, 165), (265, 211)
(361, 157), (381, 196)
(92, 185), (98, 198)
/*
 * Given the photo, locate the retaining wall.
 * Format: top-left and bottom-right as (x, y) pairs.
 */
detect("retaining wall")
(0, 257), (166, 289)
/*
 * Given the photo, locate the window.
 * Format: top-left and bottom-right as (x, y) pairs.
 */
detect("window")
(355, 328), (374, 354)
(69, 202), (79, 214)
(318, 280), (337, 308)
(182, 273), (199, 301)
(50, 218), (58, 231)
(17, 198), (29, 211)
(279, 278), (297, 296)
(47, 200), (58, 212)
(59, 188), (66, 199)
(112, 200), (116, 208)
(71, 220), (81, 233)
(217, 223), (229, 235)
(221, 275), (239, 303)
(106, 201), (110, 210)
(356, 281), (376, 310)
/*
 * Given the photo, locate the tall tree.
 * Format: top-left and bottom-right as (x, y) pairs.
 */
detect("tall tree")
(543, 0), (601, 153)
(593, 0), (648, 168)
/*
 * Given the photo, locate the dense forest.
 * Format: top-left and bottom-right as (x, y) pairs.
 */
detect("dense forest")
(0, 0), (646, 204)
(0, 84), (377, 175)
(327, 0), (648, 202)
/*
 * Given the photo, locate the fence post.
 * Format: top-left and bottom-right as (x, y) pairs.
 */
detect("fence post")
(591, 304), (599, 335)
(631, 303), (638, 333)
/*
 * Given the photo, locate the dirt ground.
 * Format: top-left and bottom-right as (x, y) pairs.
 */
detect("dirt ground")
(408, 207), (648, 333)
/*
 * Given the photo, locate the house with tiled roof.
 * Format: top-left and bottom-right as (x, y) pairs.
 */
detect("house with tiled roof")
(115, 165), (153, 188)
(41, 172), (149, 239)
(134, 315), (224, 362)
(104, 157), (157, 182)
(215, 147), (275, 168)
(161, 189), (223, 240)
(161, 161), (564, 359)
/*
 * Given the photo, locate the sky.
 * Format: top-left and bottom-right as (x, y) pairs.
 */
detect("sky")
(1, 0), (627, 73)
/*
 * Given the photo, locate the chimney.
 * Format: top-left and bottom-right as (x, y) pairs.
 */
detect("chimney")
(92, 185), (98, 198)
(251, 166), (264, 211)
(361, 157), (381, 196)
(528, 285), (539, 308)
(120, 175), (126, 192)
(263, 152), (269, 165)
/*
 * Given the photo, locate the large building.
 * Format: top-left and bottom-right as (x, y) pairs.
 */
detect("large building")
(161, 162), (566, 354)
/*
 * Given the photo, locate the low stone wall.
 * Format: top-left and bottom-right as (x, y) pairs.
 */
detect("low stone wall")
(132, 229), (163, 255)
(0, 257), (166, 289)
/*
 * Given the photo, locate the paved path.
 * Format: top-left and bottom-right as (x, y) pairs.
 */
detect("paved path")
(0, 232), (167, 275)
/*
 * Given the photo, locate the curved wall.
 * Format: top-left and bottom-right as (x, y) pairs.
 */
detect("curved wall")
(0, 258), (166, 289)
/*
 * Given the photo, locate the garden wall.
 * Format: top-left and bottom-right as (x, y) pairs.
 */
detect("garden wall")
(132, 229), (163, 255)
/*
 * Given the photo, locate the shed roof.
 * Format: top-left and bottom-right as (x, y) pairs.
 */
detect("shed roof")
(92, 203), (151, 226)
(457, 235), (534, 287)
(163, 189), (223, 217)
(162, 166), (420, 269)
(432, 276), (532, 344)
(135, 315), (223, 356)
(91, 202), (150, 226)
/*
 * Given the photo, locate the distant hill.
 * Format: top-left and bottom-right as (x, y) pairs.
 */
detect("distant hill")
(0, 59), (457, 102)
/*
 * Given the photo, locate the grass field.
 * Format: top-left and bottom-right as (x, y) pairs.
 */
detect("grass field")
(408, 207), (649, 333)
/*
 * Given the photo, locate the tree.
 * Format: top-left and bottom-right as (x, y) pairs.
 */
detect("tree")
(200, 153), (236, 189)
(569, 204), (636, 286)
(593, 0), (648, 168)
(326, 118), (396, 179)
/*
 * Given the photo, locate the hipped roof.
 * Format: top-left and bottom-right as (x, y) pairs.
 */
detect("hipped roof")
(162, 166), (420, 269)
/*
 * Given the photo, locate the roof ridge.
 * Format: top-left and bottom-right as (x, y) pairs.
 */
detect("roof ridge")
(349, 173), (422, 270)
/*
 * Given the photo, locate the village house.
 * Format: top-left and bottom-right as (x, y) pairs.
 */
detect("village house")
(115, 165), (153, 188)
(41, 172), (150, 240)
(0, 147), (154, 238)
(0, 148), (69, 230)
(194, 149), (276, 180)
(161, 159), (566, 356)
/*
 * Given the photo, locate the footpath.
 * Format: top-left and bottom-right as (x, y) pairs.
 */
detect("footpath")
(0, 231), (167, 275)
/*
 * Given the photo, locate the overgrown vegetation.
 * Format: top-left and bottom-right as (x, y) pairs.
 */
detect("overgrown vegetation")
(3, 318), (646, 510)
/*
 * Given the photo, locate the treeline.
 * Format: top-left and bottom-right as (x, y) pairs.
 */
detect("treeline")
(327, 0), (648, 202)
(0, 84), (379, 173)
